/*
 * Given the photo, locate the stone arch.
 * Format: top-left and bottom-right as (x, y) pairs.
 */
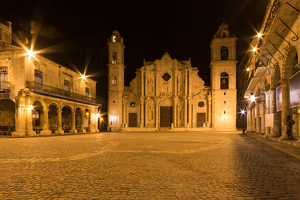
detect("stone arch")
(32, 99), (47, 133)
(221, 46), (229, 60)
(62, 105), (73, 132)
(48, 103), (60, 133)
(84, 108), (91, 132)
(75, 107), (84, 132)
(0, 99), (15, 133)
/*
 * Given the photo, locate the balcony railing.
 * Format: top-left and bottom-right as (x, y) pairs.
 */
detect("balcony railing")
(0, 81), (13, 91)
(27, 81), (100, 104)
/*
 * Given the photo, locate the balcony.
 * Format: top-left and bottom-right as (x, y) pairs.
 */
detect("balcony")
(26, 81), (101, 105)
(0, 81), (14, 99)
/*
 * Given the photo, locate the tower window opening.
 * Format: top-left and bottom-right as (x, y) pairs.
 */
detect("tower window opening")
(224, 101), (226, 104)
(112, 35), (117, 42)
(112, 77), (117, 85)
(220, 72), (229, 89)
(221, 46), (229, 60)
(112, 52), (117, 64)
(224, 92), (226, 95)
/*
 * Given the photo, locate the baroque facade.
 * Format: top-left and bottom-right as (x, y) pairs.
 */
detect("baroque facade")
(237, 0), (300, 143)
(0, 21), (102, 137)
(108, 23), (237, 131)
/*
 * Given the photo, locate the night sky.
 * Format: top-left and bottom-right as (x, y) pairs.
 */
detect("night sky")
(1, 0), (269, 96)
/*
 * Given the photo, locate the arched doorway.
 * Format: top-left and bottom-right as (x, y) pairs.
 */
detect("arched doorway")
(49, 103), (59, 134)
(32, 100), (44, 134)
(84, 108), (90, 132)
(0, 99), (15, 135)
(75, 107), (85, 132)
(62, 106), (72, 133)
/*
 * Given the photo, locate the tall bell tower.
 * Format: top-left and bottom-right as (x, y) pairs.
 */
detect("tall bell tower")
(210, 22), (237, 131)
(107, 30), (125, 131)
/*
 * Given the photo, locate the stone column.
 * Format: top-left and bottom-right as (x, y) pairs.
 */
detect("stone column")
(122, 103), (125, 128)
(280, 79), (289, 139)
(255, 103), (261, 134)
(55, 111), (64, 134)
(208, 95), (212, 128)
(141, 99), (144, 128)
(173, 97), (177, 128)
(270, 88), (280, 138)
(155, 101), (159, 128)
(174, 70), (178, 96)
(69, 112), (77, 133)
(145, 99), (148, 128)
(184, 98), (187, 127)
(40, 108), (51, 135)
(264, 91), (270, 138)
(188, 98), (192, 127)
(260, 98), (265, 135)
(141, 70), (144, 96)
(251, 105), (256, 132)
(246, 105), (251, 133)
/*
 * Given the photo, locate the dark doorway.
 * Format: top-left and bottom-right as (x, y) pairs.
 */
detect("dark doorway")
(160, 106), (172, 127)
(197, 113), (206, 127)
(129, 113), (138, 127)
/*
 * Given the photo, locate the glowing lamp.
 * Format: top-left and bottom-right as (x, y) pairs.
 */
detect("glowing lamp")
(86, 112), (89, 116)
(241, 110), (245, 115)
(81, 75), (86, 80)
(100, 117), (103, 121)
(257, 33), (262, 38)
(252, 47), (257, 52)
(29, 104), (33, 110)
(250, 95), (255, 102)
(246, 68), (250, 71)
(96, 113), (100, 118)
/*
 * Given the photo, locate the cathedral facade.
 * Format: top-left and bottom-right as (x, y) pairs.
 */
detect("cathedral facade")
(108, 23), (237, 131)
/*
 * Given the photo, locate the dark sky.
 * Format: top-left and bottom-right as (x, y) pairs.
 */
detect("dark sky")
(0, 0), (269, 96)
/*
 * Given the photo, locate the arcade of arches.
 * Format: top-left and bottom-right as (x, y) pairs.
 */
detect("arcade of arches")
(11, 89), (100, 137)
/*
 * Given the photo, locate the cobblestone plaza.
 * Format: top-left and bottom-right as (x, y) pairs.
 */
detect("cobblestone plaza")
(1, 131), (300, 199)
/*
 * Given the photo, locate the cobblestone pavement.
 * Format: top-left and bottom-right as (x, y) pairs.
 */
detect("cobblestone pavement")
(1, 131), (300, 199)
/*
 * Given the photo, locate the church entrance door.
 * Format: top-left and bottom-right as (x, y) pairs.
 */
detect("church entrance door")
(197, 113), (206, 127)
(160, 106), (172, 127)
(129, 113), (138, 127)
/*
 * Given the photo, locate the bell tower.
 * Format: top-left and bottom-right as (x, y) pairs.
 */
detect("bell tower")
(210, 22), (237, 131)
(107, 30), (125, 131)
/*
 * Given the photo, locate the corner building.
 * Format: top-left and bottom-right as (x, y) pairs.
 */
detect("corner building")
(108, 23), (237, 131)
(0, 21), (101, 137)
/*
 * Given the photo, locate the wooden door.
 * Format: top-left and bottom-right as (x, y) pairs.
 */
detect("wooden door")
(197, 113), (205, 127)
(129, 113), (137, 127)
(160, 106), (172, 127)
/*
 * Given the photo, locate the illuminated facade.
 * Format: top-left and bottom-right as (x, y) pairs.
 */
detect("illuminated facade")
(238, 0), (300, 142)
(107, 24), (237, 131)
(0, 21), (101, 137)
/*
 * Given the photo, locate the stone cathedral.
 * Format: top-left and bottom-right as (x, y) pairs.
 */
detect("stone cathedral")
(107, 22), (237, 131)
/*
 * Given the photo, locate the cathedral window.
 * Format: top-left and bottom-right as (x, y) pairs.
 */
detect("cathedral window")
(198, 102), (204, 107)
(112, 52), (117, 64)
(162, 73), (171, 81)
(112, 35), (117, 42)
(221, 46), (229, 60)
(220, 72), (229, 89)
(130, 102), (136, 108)
(112, 77), (117, 85)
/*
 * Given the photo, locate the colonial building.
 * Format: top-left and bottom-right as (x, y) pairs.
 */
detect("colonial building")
(237, 0), (300, 143)
(0, 21), (102, 137)
(107, 24), (237, 131)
